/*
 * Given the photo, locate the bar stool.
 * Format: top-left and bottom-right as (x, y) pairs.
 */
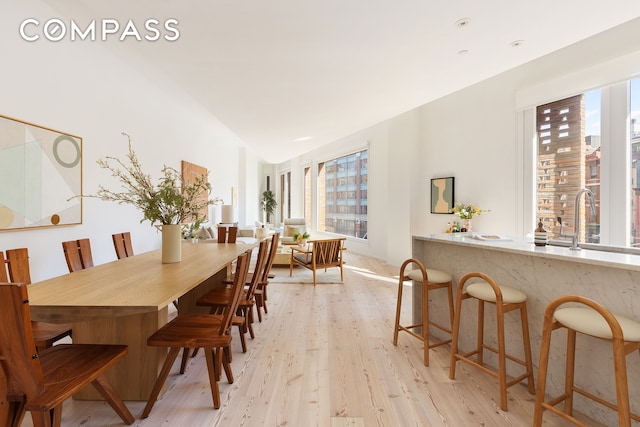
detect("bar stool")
(449, 272), (534, 411)
(534, 295), (640, 426)
(392, 258), (454, 366)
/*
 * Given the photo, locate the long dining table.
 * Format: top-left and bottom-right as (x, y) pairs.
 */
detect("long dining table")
(26, 241), (255, 401)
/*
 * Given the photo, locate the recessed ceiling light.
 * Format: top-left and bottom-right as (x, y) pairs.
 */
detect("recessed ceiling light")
(293, 136), (313, 142)
(457, 49), (469, 55)
(455, 18), (471, 28)
(510, 40), (525, 48)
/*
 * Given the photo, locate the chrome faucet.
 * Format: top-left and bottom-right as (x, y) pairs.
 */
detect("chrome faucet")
(570, 188), (596, 250)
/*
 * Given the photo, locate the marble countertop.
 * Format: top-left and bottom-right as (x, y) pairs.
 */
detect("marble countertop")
(414, 233), (640, 272)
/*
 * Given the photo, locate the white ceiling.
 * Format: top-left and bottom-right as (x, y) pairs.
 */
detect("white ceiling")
(46, 1), (640, 163)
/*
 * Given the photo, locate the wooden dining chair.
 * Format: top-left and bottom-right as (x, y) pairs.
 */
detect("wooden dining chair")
(112, 232), (134, 259)
(0, 282), (134, 427)
(197, 240), (269, 352)
(62, 238), (94, 272)
(142, 251), (250, 416)
(1, 248), (72, 352)
(254, 232), (280, 321)
(289, 237), (346, 286)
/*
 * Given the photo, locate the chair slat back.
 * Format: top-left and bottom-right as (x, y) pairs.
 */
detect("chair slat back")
(313, 239), (343, 266)
(0, 252), (8, 282)
(112, 232), (134, 259)
(0, 283), (45, 403)
(217, 226), (226, 243)
(77, 239), (94, 268)
(219, 251), (250, 336)
(217, 226), (238, 244)
(62, 239), (94, 272)
(62, 241), (84, 273)
(245, 240), (269, 300)
(227, 226), (238, 243)
(6, 248), (32, 284)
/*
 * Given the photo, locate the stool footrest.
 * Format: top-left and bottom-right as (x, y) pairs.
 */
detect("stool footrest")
(481, 344), (530, 368)
(395, 325), (424, 342)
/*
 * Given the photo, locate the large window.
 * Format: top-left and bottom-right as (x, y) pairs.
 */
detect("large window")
(317, 149), (368, 239)
(535, 77), (640, 247)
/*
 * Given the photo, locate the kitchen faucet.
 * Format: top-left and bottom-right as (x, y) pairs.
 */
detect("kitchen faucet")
(570, 188), (596, 250)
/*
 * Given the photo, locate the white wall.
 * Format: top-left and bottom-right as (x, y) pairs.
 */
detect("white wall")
(277, 17), (640, 266)
(0, 2), (251, 281)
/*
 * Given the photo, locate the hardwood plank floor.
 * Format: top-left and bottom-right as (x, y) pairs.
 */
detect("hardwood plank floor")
(20, 252), (606, 426)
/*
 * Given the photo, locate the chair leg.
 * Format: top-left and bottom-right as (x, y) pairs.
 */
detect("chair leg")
(180, 347), (191, 374)
(222, 346), (234, 383)
(476, 299), (485, 366)
(496, 302), (508, 411)
(91, 374), (135, 425)
(392, 275), (404, 345)
(533, 317), (554, 427)
(449, 290), (466, 379)
(247, 308), (255, 339)
(142, 347), (181, 418)
(204, 347), (221, 409)
(613, 338), (632, 426)
(237, 323), (247, 353)
(564, 329), (576, 416)
(520, 303), (535, 394)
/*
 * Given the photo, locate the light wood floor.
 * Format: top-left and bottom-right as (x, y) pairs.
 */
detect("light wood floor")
(20, 252), (605, 426)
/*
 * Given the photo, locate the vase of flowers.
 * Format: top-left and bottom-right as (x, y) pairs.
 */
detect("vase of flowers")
(451, 203), (489, 232)
(92, 133), (222, 263)
(293, 231), (310, 247)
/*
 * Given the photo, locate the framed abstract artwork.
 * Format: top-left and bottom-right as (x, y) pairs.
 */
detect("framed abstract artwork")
(430, 177), (454, 214)
(0, 115), (82, 231)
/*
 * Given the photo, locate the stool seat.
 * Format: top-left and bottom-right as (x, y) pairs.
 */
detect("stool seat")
(466, 281), (527, 304)
(407, 268), (452, 284)
(555, 307), (640, 342)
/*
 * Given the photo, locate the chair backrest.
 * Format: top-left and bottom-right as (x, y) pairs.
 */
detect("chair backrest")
(312, 238), (344, 267)
(227, 226), (238, 243)
(245, 240), (269, 300)
(0, 283), (45, 406)
(62, 238), (94, 272)
(218, 251), (250, 336)
(5, 248), (32, 284)
(217, 226), (238, 243)
(112, 232), (134, 259)
(259, 232), (280, 283)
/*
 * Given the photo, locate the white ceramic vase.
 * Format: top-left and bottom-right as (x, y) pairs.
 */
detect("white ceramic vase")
(161, 224), (182, 263)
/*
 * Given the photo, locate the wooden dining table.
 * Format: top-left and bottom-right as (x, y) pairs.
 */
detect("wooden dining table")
(26, 241), (254, 401)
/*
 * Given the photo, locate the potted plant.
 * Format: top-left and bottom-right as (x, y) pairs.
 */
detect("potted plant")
(261, 190), (277, 225)
(92, 133), (222, 262)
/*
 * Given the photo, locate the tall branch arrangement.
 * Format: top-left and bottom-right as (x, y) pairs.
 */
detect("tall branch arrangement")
(95, 133), (222, 225)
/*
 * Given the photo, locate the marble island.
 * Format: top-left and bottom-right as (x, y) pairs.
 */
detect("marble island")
(412, 233), (640, 426)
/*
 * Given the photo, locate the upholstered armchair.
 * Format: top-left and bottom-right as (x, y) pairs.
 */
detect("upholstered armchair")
(280, 218), (307, 244)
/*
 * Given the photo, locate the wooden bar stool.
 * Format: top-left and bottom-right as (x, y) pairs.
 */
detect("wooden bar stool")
(392, 258), (454, 366)
(534, 295), (640, 426)
(449, 272), (534, 411)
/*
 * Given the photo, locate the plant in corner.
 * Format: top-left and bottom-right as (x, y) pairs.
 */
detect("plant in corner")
(261, 190), (277, 224)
